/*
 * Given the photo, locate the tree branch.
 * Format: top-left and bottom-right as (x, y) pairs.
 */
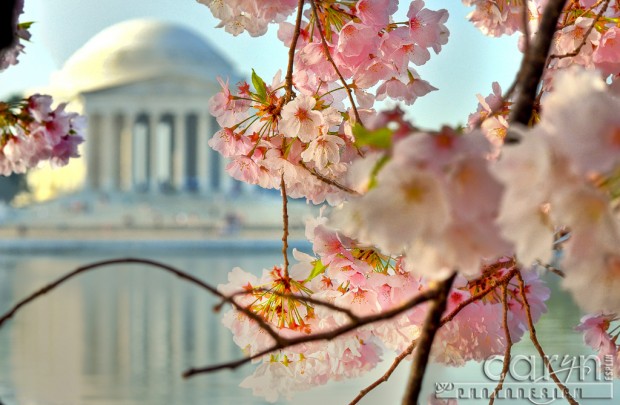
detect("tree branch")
(401, 273), (456, 405)
(509, 0), (569, 129)
(284, 0), (306, 102)
(300, 161), (360, 195)
(515, 271), (579, 405)
(351, 268), (519, 404)
(0, 257), (287, 345)
(183, 281), (443, 378)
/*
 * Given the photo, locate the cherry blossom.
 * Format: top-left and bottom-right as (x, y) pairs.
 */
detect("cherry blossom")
(0, 94), (85, 176)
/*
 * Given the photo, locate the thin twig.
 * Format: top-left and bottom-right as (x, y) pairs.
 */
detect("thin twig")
(550, 0), (609, 59)
(0, 257), (286, 345)
(489, 284), (514, 405)
(280, 174), (290, 278)
(401, 273), (456, 405)
(510, 0), (569, 129)
(351, 268), (519, 404)
(284, 0), (306, 102)
(300, 161), (360, 195)
(308, 0), (363, 126)
(515, 271), (579, 405)
(349, 340), (419, 405)
(183, 282), (442, 377)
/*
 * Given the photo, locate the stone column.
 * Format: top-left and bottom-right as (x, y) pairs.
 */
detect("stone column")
(119, 112), (135, 191)
(197, 112), (210, 194)
(85, 112), (101, 190)
(173, 112), (187, 192)
(100, 111), (116, 191)
(148, 112), (159, 192)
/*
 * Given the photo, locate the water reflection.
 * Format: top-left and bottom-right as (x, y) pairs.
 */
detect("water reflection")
(0, 252), (618, 404)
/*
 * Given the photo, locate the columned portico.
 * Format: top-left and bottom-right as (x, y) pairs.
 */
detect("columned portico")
(53, 20), (243, 196)
(85, 107), (230, 195)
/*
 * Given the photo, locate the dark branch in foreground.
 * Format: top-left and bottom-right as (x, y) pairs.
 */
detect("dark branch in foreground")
(351, 268), (519, 405)
(401, 273), (456, 405)
(509, 0), (568, 129)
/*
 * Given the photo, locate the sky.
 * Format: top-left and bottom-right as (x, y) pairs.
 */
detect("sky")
(1, 0), (523, 129)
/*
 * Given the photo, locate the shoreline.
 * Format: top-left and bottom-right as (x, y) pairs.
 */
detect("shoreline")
(0, 237), (311, 254)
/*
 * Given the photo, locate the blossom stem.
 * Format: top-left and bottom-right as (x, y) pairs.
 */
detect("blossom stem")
(280, 174), (290, 279)
(285, 0), (306, 102)
(309, 0), (363, 127)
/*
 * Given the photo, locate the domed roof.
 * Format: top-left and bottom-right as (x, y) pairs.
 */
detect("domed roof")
(51, 19), (234, 92)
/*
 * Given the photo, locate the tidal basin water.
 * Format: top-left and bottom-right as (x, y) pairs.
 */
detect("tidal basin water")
(0, 248), (618, 404)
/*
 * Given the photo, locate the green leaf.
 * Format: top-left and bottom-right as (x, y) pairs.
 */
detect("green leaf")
(352, 123), (393, 150)
(306, 259), (327, 282)
(251, 69), (267, 102)
(367, 155), (390, 190)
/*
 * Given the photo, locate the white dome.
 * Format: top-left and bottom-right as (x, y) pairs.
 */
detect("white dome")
(52, 19), (234, 92)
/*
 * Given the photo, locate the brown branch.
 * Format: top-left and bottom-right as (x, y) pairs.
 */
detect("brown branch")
(489, 284), (514, 405)
(308, 0), (363, 126)
(300, 161), (360, 195)
(280, 174), (290, 278)
(350, 340), (419, 405)
(509, 0), (569, 129)
(183, 281), (442, 378)
(351, 268), (519, 404)
(521, 0), (531, 55)
(515, 271), (579, 405)
(284, 0), (306, 102)
(0, 257), (285, 346)
(550, 0), (610, 59)
(402, 273), (456, 405)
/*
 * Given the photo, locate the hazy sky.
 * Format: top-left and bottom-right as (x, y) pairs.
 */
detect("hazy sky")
(1, 0), (523, 128)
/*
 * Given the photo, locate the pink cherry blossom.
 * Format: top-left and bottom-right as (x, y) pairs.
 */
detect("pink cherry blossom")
(593, 27), (620, 76)
(280, 94), (324, 142)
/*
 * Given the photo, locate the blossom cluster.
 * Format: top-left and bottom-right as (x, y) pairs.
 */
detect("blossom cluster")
(200, 0), (620, 401)
(280, 0), (446, 104)
(197, 0), (298, 37)
(576, 312), (620, 376)
(465, 0), (620, 144)
(495, 68), (620, 314)
(0, 94), (85, 175)
(205, 0), (450, 205)
(208, 73), (352, 204)
(219, 218), (549, 401)
(463, 0), (620, 81)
